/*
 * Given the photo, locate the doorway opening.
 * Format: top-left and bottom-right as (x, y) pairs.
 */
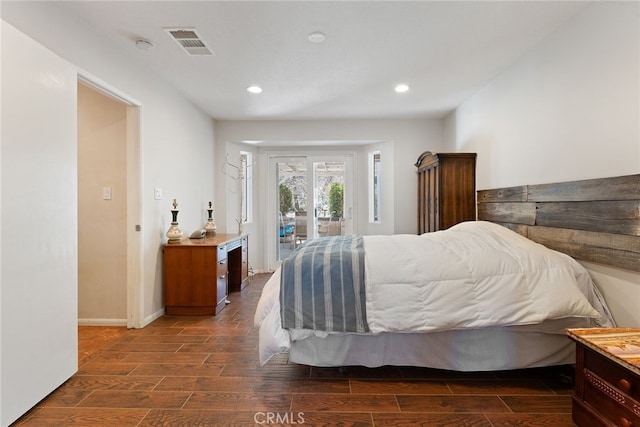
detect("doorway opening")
(272, 155), (352, 264)
(77, 75), (143, 328)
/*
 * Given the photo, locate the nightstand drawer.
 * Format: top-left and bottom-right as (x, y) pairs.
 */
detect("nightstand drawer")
(583, 368), (640, 427)
(585, 349), (640, 403)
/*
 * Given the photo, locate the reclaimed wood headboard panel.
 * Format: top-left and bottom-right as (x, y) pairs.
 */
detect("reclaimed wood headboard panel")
(477, 174), (640, 272)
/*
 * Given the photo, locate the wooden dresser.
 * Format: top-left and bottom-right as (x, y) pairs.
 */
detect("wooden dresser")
(415, 151), (476, 234)
(567, 328), (640, 427)
(163, 233), (248, 315)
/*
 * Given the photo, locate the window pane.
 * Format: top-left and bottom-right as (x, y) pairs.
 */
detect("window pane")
(369, 151), (381, 223)
(240, 151), (253, 223)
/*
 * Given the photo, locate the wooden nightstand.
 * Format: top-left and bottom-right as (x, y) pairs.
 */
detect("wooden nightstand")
(567, 328), (640, 427)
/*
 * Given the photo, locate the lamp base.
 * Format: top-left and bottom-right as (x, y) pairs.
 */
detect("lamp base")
(166, 223), (183, 242)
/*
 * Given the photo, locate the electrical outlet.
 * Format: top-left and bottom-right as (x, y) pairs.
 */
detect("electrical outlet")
(154, 187), (162, 200)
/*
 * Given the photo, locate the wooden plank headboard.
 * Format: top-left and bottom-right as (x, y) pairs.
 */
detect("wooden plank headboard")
(477, 174), (640, 272)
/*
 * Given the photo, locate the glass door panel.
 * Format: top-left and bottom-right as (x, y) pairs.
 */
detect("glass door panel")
(313, 160), (345, 239)
(271, 154), (352, 266)
(276, 158), (307, 261)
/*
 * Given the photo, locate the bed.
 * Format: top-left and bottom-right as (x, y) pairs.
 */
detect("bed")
(254, 174), (639, 371)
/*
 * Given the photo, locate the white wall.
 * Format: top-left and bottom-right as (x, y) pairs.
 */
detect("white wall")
(214, 119), (444, 271)
(140, 88), (215, 323)
(446, 2), (639, 189)
(1, 21), (78, 426)
(445, 2), (640, 327)
(2, 1), (217, 325)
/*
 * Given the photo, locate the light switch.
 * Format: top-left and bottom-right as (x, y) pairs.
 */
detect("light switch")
(103, 186), (112, 200)
(154, 187), (162, 200)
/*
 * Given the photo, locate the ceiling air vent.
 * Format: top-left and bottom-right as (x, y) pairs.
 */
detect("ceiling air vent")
(165, 28), (213, 56)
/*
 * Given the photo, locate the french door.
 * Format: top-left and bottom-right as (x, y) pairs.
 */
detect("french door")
(268, 154), (353, 268)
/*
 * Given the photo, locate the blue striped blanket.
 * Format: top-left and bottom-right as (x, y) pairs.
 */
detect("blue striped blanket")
(280, 235), (369, 333)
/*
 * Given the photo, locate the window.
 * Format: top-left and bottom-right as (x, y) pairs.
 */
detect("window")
(368, 151), (381, 223)
(240, 151), (253, 223)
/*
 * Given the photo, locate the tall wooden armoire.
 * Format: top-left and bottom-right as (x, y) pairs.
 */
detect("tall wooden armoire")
(415, 151), (477, 234)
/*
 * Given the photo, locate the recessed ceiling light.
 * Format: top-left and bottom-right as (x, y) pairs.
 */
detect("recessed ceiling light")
(395, 84), (410, 93)
(308, 31), (326, 43)
(247, 85), (262, 94)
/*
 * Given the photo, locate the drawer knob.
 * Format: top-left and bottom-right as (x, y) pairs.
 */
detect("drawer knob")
(620, 417), (633, 427)
(619, 379), (632, 393)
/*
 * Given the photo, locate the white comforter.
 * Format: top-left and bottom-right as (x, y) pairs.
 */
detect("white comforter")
(255, 221), (614, 365)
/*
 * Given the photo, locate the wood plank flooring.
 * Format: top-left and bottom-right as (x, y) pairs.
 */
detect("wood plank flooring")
(14, 273), (578, 426)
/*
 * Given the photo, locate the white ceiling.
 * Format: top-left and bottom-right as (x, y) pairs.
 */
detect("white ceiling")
(2, 1), (588, 121)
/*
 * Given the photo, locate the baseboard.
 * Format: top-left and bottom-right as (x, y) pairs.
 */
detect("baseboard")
(78, 318), (127, 326)
(142, 307), (165, 328)
(78, 306), (165, 328)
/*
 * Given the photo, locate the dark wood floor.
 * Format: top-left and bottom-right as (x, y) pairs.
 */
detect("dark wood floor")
(14, 273), (578, 426)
